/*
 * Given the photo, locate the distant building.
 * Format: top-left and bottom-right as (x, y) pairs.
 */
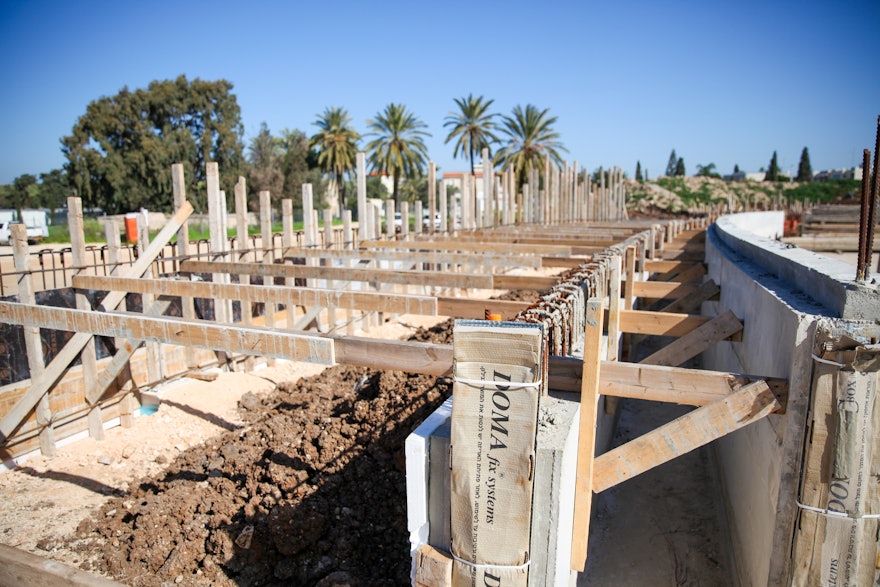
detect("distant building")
(746, 172), (766, 182)
(813, 166), (862, 181)
(723, 171), (747, 182)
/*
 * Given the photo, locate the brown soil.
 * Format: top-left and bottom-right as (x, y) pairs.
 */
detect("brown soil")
(38, 291), (541, 587)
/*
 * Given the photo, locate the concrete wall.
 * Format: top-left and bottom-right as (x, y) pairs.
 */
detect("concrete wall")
(703, 212), (879, 585)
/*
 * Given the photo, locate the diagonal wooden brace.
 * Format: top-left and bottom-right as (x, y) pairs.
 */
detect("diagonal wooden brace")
(0, 202), (193, 442)
(591, 380), (781, 493)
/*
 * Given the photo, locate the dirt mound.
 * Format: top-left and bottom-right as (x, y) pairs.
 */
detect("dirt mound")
(66, 290), (545, 586)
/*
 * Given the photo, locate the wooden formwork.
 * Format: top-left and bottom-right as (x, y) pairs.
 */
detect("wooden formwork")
(0, 162), (796, 584)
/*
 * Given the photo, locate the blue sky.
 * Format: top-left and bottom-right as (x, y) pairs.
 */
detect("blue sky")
(1, 0), (878, 186)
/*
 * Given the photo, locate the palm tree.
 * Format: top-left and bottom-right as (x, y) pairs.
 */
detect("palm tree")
(365, 103), (431, 205)
(309, 107), (360, 213)
(443, 94), (500, 174)
(496, 104), (567, 188)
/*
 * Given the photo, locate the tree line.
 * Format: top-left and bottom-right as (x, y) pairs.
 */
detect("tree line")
(1, 77), (568, 219)
(632, 147), (814, 182)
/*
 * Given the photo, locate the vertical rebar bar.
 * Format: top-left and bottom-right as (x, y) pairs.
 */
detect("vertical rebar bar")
(857, 149), (872, 280)
(869, 115), (880, 276)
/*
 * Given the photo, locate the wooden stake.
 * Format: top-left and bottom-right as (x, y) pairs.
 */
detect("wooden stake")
(259, 190), (276, 367)
(12, 224), (55, 456)
(0, 202), (193, 442)
(68, 197), (103, 440)
(235, 176), (255, 371)
(172, 163), (197, 368)
(571, 298), (603, 571)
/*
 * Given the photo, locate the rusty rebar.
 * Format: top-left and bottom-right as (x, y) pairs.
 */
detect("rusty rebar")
(869, 115), (880, 277)
(857, 149), (872, 280)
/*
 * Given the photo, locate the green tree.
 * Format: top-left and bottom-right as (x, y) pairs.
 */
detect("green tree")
(674, 157), (686, 176)
(37, 169), (70, 222)
(365, 103), (431, 205)
(766, 151), (780, 182)
(666, 150), (678, 177)
(279, 129), (313, 209)
(443, 94), (500, 175)
(496, 104), (567, 188)
(62, 75), (245, 214)
(734, 164), (740, 174)
(10, 174), (37, 220)
(796, 147), (812, 182)
(248, 122), (285, 209)
(310, 106), (360, 214)
(635, 161), (643, 183)
(696, 162), (720, 178)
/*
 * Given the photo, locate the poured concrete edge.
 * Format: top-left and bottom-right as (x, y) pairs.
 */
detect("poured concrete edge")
(711, 212), (880, 320)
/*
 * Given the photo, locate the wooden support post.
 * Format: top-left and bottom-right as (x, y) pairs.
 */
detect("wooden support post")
(138, 214), (165, 382)
(172, 163), (197, 369)
(68, 197), (103, 440)
(12, 224), (55, 456)
(323, 208), (336, 330)
(0, 202), (193, 442)
(343, 209), (354, 334)
(571, 298), (603, 572)
(640, 309), (743, 367)
(282, 198), (296, 329)
(428, 160), (436, 235)
(482, 148), (492, 227)
(235, 176), (255, 371)
(439, 180), (448, 233)
(206, 163), (231, 370)
(414, 201), (422, 236)
(605, 255), (623, 414)
(357, 152), (368, 241)
(105, 221), (135, 427)
(400, 201), (409, 238)
(592, 380), (779, 492)
(259, 190), (276, 367)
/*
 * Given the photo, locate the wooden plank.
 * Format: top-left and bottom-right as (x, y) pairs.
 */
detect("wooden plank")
(360, 238), (572, 255)
(73, 275), (439, 316)
(669, 262), (707, 284)
(547, 356), (788, 407)
(571, 298), (604, 572)
(85, 299), (173, 405)
(181, 259), (496, 290)
(606, 255), (622, 361)
(631, 280), (697, 299)
(69, 197), (103, 440)
(645, 260), (698, 273)
(173, 163), (197, 368)
(332, 335), (452, 376)
(491, 274), (559, 291)
(104, 221), (135, 428)
(0, 201), (193, 442)
(618, 309), (710, 336)
(541, 255), (591, 269)
(0, 301), (335, 365)
(659, 279), (720, 314)
(435, 296), (529, 319)
(640, 310), (743, 367)
(12, 224), (55, 456)
(0, 542), (124, 586)
(282, 245), (545, 269)
(592, 380), (780, 493)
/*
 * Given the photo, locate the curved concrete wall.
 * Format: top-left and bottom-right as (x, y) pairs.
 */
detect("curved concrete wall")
(704, 211), (878, 585)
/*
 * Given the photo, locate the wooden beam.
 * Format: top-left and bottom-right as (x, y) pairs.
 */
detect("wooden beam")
(12, 224), (55, 456)
(331, 335), (452, 376)
(85, 299), (173, 405)
(645, 260), (699, 273)
(490, 274), (560, 291)
(630, 280), (697, 299)
(435, 297), (529, 319)
(73, 275), (439, 317)
(69, 197), (102, 440)
(659, 279), (720, 314)
(360, 238), (573, 255)
(0, 301), (335, 366)
(606, 255), (622, 361)
(547, 356), (788, 408)
(618, 309), (710, 337)
(181, 259), (496, 290)
(640, 310), (743, 367)
(571, 298), (603, 572)
(0, 542), (124, 586)
(591, 380), (780, 493)
(282, 246), (545, 269)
